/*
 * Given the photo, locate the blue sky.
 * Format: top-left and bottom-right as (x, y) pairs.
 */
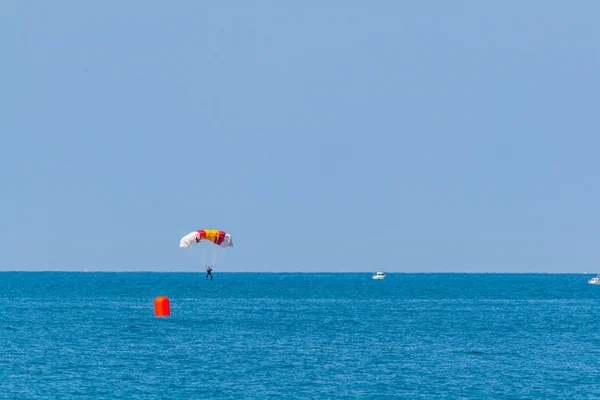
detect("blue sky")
(1, 2), (599, 272)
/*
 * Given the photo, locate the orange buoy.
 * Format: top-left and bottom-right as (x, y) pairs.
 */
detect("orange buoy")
(154, 296), (170, 317)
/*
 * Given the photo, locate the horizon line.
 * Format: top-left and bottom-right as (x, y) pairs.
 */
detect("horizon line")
(0, 270), (597, 274)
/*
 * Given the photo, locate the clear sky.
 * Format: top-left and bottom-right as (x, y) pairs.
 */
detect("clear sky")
(1, 2), (599, 272)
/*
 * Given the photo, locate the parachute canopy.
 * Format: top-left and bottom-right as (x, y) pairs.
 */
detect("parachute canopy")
(179, 230), (233, 249)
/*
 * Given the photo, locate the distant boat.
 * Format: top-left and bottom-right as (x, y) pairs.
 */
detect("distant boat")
(372, 270), (386, 280)
(589, 274), (600, 284)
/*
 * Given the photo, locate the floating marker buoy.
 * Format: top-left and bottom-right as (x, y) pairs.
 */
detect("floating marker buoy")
(154, 296), (170, 317)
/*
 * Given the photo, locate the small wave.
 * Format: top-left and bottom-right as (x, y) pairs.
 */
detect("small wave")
(454, 349), (485, 355)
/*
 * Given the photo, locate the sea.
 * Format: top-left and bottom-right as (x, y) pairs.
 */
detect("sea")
(1, 272), (599, 399)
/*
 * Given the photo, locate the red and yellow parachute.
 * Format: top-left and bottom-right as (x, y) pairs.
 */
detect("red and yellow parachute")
(179, 230), (233, 249)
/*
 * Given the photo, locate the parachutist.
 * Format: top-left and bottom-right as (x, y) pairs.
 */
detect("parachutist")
(179, 230), (232, 278)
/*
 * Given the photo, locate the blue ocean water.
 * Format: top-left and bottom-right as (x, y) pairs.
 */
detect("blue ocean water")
(1, 273), (600, 399)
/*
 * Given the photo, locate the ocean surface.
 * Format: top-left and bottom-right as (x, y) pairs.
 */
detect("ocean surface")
(1, 273), (600, 399)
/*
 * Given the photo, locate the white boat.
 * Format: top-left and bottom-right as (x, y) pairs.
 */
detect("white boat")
(372, 270), (386, 280)
(589, 274), (600, 284)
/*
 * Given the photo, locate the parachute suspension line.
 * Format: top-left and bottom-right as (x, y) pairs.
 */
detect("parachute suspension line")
(212, 245), (224, 267)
